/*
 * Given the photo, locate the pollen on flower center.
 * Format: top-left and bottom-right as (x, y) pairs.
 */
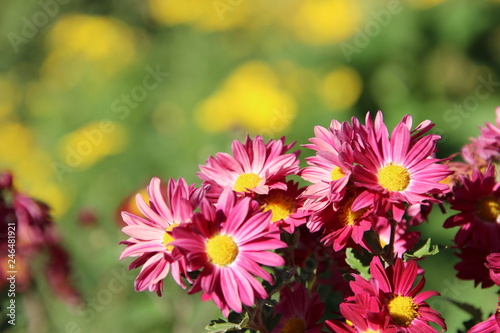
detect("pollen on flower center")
(331, 166), (345, 181)
(281, 317), (305, 333)
(475, 196), (500, 223)
(233, 173), (262, 192)
(339, 197), (368, 226)
(377, 164), (411, 192)
(262, 192), (296, 222)
(163, 223), (179, 252)
(387, 295), (419, 327)
(206, 234), (239, 266)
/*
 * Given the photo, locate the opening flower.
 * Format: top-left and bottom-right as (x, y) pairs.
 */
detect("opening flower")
(444, 164), (500, 252)
(348, 256), (446, 332)
(258, 180), (308, 234)
(197, 135), (300, 198)
(119, 177), (201, 295)
(353, 113), (451, 221)
(326, 293), (397, 333)
(171, 189), (286, 316)
(272, 283), (325, 333)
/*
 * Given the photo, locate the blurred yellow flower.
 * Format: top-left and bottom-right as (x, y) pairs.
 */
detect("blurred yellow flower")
(45, 14), (137, 80)
(28, 182), (70, 219)
(288, 0), (363, 45)
(0, 122), (33, 165)
(0, 78), (20, 120)
(319, 66), (363, 111)
(58, 121), (127, 170)
(196, 61), (296, 135)
(0, 122), (70, 216)
(147, 0), (253, 31)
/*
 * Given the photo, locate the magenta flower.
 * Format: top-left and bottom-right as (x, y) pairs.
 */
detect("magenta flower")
(171, 189), (286, 316)
(326, 293), (397, 333)
(444, 164), (500, 251)
(454, 246), (494, 288)
(352, 113), (451, 221)
(272, 283), (325, 333)
(349, 256), (446, 332)
(310, 190), (373, 251)
(197, 135), (300, 198)
(0, 172), (80, 304)
(301, 121), (356, 210)
(471, 106), (500, 163)
(258, 180), (309, 234)
(119, 177), (201, 295)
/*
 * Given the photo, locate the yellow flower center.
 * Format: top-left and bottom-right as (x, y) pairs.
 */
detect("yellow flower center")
(475, 196), (500, 223)
(338, 197), (368, 226)
(361, 330), (380, 333)
(261, 192), (296, 222)
(233, 172), (262, 192)
(280, 317), (305, 333)
(387, 295), (419, 327)
(162, 223), (179, 252)
(206, 234), (239, 266)
(331, 166), (345, 181)
(377, 164), (411, 192)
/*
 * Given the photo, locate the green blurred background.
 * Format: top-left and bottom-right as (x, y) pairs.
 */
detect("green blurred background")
(1, 0), (500, 332)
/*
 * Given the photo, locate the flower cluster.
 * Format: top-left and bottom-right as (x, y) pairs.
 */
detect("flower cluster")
(0, 172), (80, 304)
(119, 110), (500, 332)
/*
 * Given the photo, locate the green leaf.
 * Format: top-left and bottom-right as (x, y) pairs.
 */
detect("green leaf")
(403, 238), (447, 261)
(345, 248), (371, 280)
(445, 297), (483, 324)
(205, 312), (250, 332)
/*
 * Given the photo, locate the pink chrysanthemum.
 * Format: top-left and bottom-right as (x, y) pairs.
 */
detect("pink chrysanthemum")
(310, 190), (373, 251)
(352, 113), (451, 221)
(257, 180), (308, 234)
(326, 293), (397, 333)
(349, 256), (446, 332)
(197, 135), (300, 198)
(444, 164), (500, 251)
(119, 177), (201, 295)
(470, 106), (500, 163)
(171, 189), (286, 316)
(272, 283), (325, 333)
(301, 121), (356, 210)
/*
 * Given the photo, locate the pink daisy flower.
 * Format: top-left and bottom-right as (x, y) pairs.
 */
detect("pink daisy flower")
(119, 177), (201, 295)
(468, 300), (500, 333)
(301, 116), (362, 212)
(349, 256), (446, 332)
(272, 283), (325, 333)
(314, 190), (373, 251)
(257, 180), (308, 234)
(444, 164), (500, 251)
(197, 135), (300, 198)
(171, 189), (286, 316)
(326, 293), (397, 333)
(471, 106), (500, 163)
(352, 113), (451, 221)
